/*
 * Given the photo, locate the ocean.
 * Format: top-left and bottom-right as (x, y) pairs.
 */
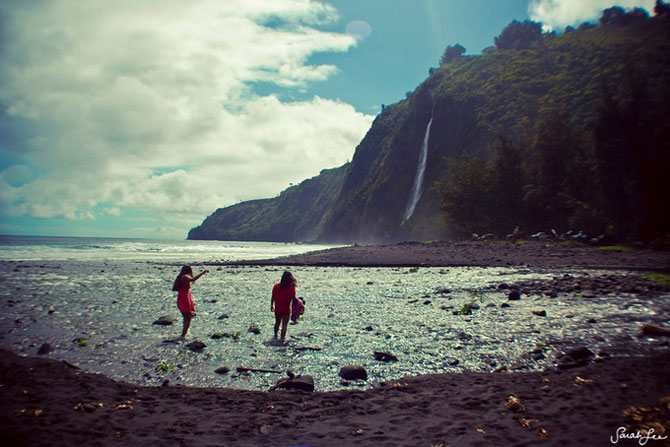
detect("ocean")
(0, 235), (666, 391)
(0, 235), (337, 262)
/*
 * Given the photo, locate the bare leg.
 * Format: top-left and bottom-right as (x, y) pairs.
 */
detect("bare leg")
(274, 315), (281, 338)
(279, 315), (290, 341)
(181, 313), (192, 338)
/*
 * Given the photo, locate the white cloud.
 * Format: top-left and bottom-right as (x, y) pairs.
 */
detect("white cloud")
(528, 0), (656, 31)
(0, 0), (373, 232)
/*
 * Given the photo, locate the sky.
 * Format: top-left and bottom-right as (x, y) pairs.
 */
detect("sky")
(0, 0), (657, 239)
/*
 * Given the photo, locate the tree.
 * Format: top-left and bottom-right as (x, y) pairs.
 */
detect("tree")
(440, 44), (465, 65)
(487, 137), (528, 234)
(600, 6), (648, 26)
(437, 157), (493, 236)
(655, 0), (670, 17)
(494, 20), (542, 50)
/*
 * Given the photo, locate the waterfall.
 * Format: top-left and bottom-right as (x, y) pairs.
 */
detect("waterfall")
(403, 116), (433, 222)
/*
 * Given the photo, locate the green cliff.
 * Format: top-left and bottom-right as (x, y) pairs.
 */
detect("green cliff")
(190, 8), (670, 243)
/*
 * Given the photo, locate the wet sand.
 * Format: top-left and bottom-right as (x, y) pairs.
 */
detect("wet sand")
(2, 240), (670, 446)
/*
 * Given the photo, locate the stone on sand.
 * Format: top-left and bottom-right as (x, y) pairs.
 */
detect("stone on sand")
(152, 316), (174, 326)
(339, 366), (367, 381)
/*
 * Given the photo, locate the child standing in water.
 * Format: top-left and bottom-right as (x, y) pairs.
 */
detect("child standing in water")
(291, 297), (305, 324)
(271, 271), (297, 342)
(172, 265), (209, 339)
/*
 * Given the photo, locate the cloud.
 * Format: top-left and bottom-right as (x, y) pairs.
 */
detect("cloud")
(0, 0), (373, 232)
(528, 0), (656, 31)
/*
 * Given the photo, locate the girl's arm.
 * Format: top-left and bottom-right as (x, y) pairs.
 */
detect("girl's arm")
(186, 270), (209, 283)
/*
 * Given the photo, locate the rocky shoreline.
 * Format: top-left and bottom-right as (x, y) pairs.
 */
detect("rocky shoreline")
(222, 240), (670, 271)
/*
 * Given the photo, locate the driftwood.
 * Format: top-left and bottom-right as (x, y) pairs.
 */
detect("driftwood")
(236, 366), (282, 374)
(642, 324), (670, 337)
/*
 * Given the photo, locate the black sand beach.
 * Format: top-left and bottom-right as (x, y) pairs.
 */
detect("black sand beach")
(2, 240), (670, 446)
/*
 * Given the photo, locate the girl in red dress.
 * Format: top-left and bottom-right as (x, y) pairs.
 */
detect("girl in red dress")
(271, 271), (297, 342)
(172, 265), (209, 339)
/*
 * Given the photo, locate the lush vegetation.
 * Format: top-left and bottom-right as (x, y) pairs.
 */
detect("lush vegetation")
(190, 5), (670, 244)
(436, 8), (670, 243)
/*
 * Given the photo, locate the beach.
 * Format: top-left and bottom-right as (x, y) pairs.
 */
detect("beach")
(1, 240), (670, 446)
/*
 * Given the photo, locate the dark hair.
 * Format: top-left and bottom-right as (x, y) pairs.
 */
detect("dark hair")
(172, 265), (193, 291)
(279, 271), (296, 289)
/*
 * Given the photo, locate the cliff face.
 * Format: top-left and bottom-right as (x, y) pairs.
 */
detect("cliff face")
(187, 166), (347, 242)
(190, 15), (670, 243)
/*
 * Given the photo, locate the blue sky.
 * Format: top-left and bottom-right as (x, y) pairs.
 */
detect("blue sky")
(0, 0), (656, 239)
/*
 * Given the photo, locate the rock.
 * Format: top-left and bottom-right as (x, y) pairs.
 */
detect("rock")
(531, 352), (545, 361)
(210, 333), (224, 339)
(501, 302), (511, 308)
(508, 290), (521, 300)
(498, 283), (510, 290)
(641, 324), (670, 337)
(566, 346), (594, 362)
(186, 341), (206, 352)
(364, 326), (374, 331)
(457, 331), (472, 341)
(152, 316), (174, 326)
(215, 366), (230, 374)
(436, 288), (451, 294)
(423, 300), (432, 305)
(339, 366), (367, 381)
(218, 314), (229, 320)
(373, 351), (398, 362)
(248, 325), (261, 335)
(532, 310), (547, 317)
(557, 346), (594, 369)
(447, 358), (459, 366)
(586, 318), (597, 324)
(37, 343), (53, 355)
(270, 374), (315, 392)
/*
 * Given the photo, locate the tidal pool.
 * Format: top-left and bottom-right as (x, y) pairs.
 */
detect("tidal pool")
(0, 260), (667, 391)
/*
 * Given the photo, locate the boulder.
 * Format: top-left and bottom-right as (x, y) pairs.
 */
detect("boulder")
(214, 366), (230, 375)
(373, 351), (398, 362)
(508, 290), (521, 300)
(339, 366), (367, 381)
(218, 314), (230, 320)
(270, 374), (315, 392)
(152, 316), (174, 326)
(248, 325), (261, 335)
(532, 310), (547, 317)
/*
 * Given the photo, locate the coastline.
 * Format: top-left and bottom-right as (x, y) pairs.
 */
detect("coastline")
(219, 240), (670, 271)
(1, 240), (670, 445)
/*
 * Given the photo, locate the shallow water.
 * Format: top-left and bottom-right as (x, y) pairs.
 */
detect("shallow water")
(0, 260), (668, 391)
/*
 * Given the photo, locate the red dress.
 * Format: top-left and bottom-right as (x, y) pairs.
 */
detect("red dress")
(272, 283), (295, 316)
(176, 277), (195, 313)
